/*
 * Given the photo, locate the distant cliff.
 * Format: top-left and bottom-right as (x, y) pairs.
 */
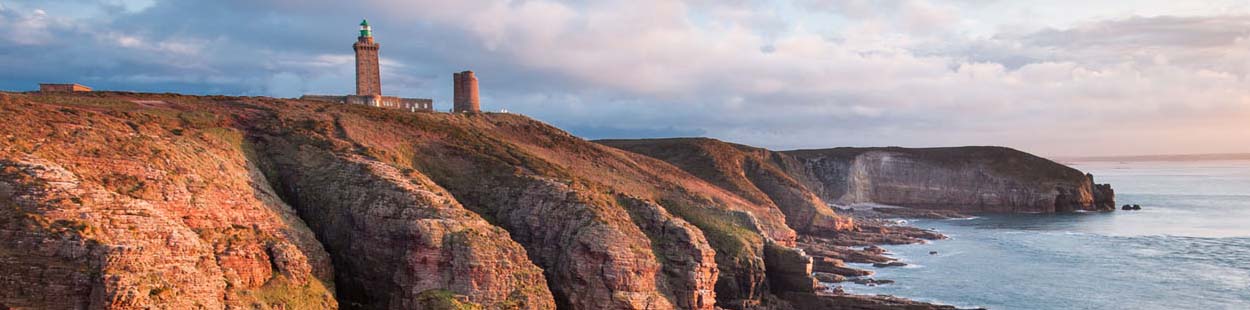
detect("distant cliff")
(601, 140), (1115, 214)
(782, 147), (1115, 213)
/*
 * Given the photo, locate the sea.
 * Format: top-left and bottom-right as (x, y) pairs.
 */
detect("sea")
(837, 160), (1250, 310)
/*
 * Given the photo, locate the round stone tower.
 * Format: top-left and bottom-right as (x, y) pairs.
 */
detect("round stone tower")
(453, 71), (480, 113)
(353, 19), (381, 96)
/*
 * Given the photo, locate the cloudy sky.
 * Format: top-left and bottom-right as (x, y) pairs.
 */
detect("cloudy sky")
(2, 0), (1248, 156)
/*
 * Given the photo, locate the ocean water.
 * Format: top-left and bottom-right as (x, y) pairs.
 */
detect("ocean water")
(838, 160), (1250, 309)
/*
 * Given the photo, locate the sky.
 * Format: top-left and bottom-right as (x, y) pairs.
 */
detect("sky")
(1, 0), (1248, 157)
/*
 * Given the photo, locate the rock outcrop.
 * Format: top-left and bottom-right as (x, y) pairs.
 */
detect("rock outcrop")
(0, 93), (335, 309)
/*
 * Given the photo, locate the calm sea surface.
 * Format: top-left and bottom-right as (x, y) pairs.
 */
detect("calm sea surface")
(838, 160), (1250, 309)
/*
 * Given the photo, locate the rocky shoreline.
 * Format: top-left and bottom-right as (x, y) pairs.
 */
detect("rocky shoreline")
(795, 206), (988, 310)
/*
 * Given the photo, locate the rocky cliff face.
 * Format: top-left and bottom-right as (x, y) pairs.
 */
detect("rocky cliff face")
(781, 147), (1115, 212)
(254, 131), (554, 309)
(0, 93), (335, 309)
(0, 92), (791, 309)
(0, 92), (1110, 310)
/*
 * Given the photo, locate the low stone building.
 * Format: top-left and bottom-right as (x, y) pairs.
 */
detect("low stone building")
(38, 83), (92, 92)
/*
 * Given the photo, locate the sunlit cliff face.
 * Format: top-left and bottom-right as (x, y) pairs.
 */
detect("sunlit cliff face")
(1, 0), (1248, 156)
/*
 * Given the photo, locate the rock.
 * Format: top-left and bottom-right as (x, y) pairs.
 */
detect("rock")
(763, 242), (818, 294)
(872, 261), (907, 268)
(813, 258), (873, 277)
(1133, 204), (1142, 210)
(1122, 204), (1133, 210)
(929, 251), (939, 255)
(782, 292), (981, 310)
(1092, 180), (1116, 211)
(813, 272), (846, 283)
(850, 278), (896, 286)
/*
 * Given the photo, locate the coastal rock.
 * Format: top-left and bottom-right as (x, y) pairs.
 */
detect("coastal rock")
(782, 292), (978, 310)
(813, 272), (846, 283)
(872, 262), (907, 268)
(850, 278), (896, 286)
(763, 242), (818, 294)
(813, 258), (873, 277)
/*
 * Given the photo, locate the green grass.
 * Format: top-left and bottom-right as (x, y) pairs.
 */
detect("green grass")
(252, 275), (336, 310)
(661, 200), (762, 265)
(178, 110), (221, 129)
(415, 289), (483, 310)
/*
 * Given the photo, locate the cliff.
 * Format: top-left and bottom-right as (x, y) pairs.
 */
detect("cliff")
(781, 147), (1115, 213)
(596, 138), (855, 235)
(0, 92), (794, 309)
(0, 91), (1095, 310)
(602, 139), (1114, 214)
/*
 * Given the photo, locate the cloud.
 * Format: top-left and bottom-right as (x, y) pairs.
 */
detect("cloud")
(0, 0), (1247, 156)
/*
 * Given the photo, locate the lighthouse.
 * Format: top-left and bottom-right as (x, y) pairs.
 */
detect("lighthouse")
(353, 19), (381, 96)
(300, 19), (434, 112)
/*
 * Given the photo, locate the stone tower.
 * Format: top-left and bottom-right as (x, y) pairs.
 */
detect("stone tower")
(354, 19), (381, 96)
(453, 71), (480, 113)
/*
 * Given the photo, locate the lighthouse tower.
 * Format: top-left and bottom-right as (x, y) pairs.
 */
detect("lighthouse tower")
(353, 19), (381, 96)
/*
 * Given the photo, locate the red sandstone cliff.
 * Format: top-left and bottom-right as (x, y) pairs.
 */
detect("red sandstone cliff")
(1, 92), (1062, 310)
(0, 94), (336, 309)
